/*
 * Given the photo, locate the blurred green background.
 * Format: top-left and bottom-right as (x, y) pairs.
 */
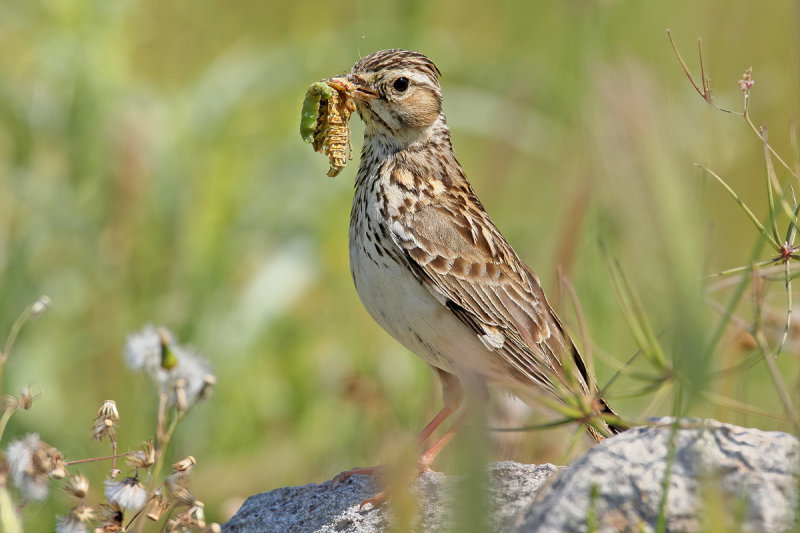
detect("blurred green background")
(2, 0), (799, 527)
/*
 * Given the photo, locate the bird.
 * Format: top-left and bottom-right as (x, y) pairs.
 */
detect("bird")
(335, 49), (625, 503)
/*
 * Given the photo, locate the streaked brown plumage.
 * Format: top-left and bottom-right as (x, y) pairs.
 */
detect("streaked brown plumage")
(339, 49), (623, 497)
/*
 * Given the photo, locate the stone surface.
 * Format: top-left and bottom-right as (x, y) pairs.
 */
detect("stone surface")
(224, 419), (799, 533)
(223, 462), (557, 533)
(514, 418), (799, 533)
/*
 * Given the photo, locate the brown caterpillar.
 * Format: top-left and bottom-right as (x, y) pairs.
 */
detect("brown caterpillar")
(300, 78), (356, 177)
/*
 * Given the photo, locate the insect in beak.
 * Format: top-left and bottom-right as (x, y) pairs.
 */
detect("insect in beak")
(346, 73), (379, 100)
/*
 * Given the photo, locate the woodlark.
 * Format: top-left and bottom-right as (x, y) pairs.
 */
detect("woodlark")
(338, 49), (624, 496)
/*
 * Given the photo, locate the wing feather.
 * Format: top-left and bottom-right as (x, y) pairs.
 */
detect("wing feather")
(390, 200), (590, 396)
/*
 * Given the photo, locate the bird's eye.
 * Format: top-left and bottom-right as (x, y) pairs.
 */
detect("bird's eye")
(393, 77), (409, 92)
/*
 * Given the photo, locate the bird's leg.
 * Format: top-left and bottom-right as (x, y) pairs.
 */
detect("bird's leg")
(416, 411), (465, 471)
(415, 404), (454, 446)
(358, 412), (466, 509)
(330, 404), (455, 488)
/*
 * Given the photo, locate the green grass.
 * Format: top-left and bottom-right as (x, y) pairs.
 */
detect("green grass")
(1, 1), (799, 530)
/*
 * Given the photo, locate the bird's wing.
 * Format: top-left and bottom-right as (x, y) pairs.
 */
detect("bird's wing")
(390, 199), (590, 395)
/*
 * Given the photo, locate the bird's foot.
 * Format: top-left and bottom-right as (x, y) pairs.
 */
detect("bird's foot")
(330, 465), (385, 487)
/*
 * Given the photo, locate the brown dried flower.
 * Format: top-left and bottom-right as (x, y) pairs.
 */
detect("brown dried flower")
(92, 400), (119, 443)
(126, 441), (158, 471)
(146, 491), (170, 521)
(7, 434), (65, 500)
(171, 456), (196, 475)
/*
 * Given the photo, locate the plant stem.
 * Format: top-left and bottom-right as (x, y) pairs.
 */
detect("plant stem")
(0, 485), (22, 533)
(66, 451), (134, 466)
(0, 408), (15, 442)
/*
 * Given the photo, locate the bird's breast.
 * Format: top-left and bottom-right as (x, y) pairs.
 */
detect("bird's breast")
(349, 176), (455, 370)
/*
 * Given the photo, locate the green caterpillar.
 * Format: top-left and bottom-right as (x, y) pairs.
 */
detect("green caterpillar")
(300, 81), (333, 144)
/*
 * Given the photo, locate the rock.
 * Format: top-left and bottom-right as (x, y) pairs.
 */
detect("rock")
(222, 462), (558, 533)
(223, 419), (799, 533)
(514, 418), (799, 533)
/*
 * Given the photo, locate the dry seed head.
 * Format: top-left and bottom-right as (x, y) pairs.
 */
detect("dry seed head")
(146, 491), (170, 521)
(166, 501), (207, 531)
(198, 374), (216, 401)
(127, 441), (158, 471)
(165, 472), (195, 505)
(190, 501), (206, 524)
(30, 295), (52, 319)
(98, 501), (124, 532)
(64, 473), (91, 500)
(92, 417), (116, 443)
(4, 385), (35, 412)
(7, 433), (51, 500)
(97, 400), (119, 423)
(171, 456), (196, 474)
(56, 504), (96, 533)
(93, 400), (119, 443)
(174, 378), (189, 412)
(47, 447), (68, 479)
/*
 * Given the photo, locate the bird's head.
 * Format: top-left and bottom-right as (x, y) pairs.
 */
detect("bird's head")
(346, 49), (444, 145)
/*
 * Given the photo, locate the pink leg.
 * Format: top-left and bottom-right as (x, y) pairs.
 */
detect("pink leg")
(331, 405), (455, 487)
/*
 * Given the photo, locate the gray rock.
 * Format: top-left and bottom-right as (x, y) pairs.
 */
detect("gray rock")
(514, 418), (799, 533)
(224, 419), (799, 533)
(223, 462), (558, 533)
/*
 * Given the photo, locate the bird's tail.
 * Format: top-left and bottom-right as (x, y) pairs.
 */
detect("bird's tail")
(586, 396), (627, 442)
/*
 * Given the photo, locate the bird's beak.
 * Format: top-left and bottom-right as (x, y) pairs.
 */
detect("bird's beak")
(345, 73), (379, 100)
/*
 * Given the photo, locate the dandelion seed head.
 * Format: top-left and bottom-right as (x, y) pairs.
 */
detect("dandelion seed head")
(124, 325), (216, 409)
(123, 325), (169, 381)
(167, 348), (215, 409)
(104, 477), (148, 511)
(55, 513), (87, 533)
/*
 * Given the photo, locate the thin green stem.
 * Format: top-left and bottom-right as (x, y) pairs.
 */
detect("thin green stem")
(777, 259), (792, 355)
(656, 393), (683, 533)
(695, 163), (780, 250)
(753, 330), (800, 431)
(703, 236), (766, 363)
(746, 114), (799, 180)
(762, 133), (800, 238)
(702, 391), (789, 423)
(0, 408), (14, 442)
(764, 137), (782, 245)
(704, 259), (775, 281)
(488, 417), (575, 432)
(603, 244), (668, 370)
